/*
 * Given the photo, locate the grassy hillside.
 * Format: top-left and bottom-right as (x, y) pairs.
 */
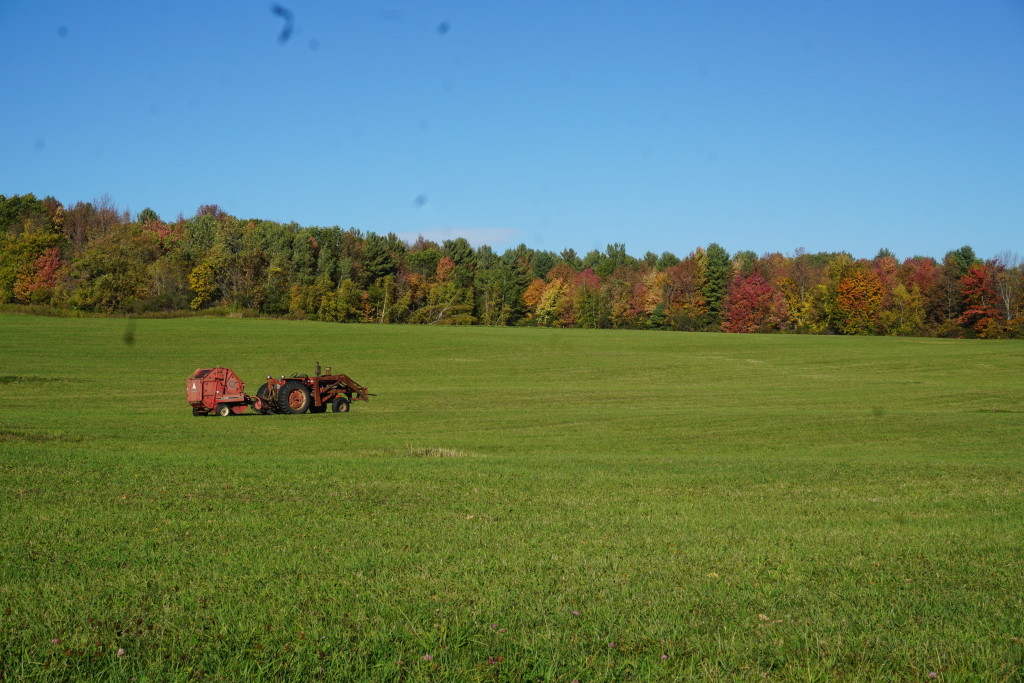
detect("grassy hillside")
(1, 314), (1022, 681)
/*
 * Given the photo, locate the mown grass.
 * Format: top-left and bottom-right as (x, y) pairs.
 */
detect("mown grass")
(0, 313), (1022, 681)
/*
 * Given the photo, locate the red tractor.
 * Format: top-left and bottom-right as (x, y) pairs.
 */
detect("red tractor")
(187, 363), (369, 416)
(255, 362), (370, 415)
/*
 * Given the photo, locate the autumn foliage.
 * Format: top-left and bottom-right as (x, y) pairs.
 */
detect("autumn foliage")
(721, 273), (787, 333)
(958, 264), (1002, 335)
(2, 192), (1022, 338)
(836, 268), (884, 335)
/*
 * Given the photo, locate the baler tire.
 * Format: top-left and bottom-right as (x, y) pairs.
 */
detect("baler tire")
(278, 380), (311, 414)
(215, 404), (232, 418)
(192, 407), (206, 417)
(331, 397), (350, 413)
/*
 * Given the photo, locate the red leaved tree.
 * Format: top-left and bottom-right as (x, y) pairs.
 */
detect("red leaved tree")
(13, 246), (64, 303)
(958, 263), (1002, 334)
(721, 272), (787, 333)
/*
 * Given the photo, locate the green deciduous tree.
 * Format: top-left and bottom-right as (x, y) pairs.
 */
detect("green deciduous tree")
(880, 284), (926, 336)
(189, 262), (218, 310)
(535, 278), (569, 327)
(69, 225), (157, 312)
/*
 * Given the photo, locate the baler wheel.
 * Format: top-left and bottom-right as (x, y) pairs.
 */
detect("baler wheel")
(278, 380), (311, 414)
(216, 404), (232, 418)
(192, 407), (206, 417)
(331, 397), (350, 413)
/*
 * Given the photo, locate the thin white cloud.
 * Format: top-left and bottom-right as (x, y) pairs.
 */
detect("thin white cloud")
(397, 227), (522, 249)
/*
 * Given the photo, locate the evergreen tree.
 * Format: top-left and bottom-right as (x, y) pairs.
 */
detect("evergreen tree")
(656, 251), (679, 270)
(361, 232), (398, 285)
(702, 242), (731, 324)
(530, 251), (557, 280)
(559, 248), (582, 270)
(441, 237), (474, 267)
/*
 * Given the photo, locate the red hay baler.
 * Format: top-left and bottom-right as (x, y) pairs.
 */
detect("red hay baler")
(186, 367), (254, 417)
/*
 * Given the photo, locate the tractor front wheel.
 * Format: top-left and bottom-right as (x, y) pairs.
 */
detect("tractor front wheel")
(331, 397), (350, 413)
(215, 404), (232, 418)
(278, 380), (311, 414)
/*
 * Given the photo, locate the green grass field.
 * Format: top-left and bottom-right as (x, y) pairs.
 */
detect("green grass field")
(1, 313), (1022, 681)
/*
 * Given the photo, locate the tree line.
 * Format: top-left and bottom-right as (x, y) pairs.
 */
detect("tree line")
(1, 193), (1021, 338)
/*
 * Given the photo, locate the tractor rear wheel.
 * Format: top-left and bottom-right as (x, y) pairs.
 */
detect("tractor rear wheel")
(331, 397), (350, 413)
(215, 404), (232, 418)
(278, 380), (311, 414)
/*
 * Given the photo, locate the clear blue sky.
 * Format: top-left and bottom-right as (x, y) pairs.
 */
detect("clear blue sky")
(2, 1), (1021, 261)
